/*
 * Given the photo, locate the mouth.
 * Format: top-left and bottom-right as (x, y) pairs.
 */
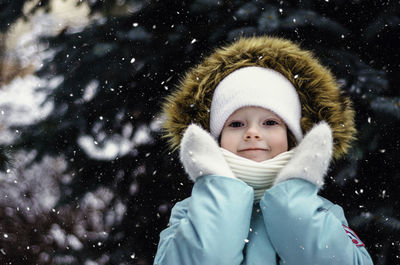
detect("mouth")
(238, 148), (268, 152)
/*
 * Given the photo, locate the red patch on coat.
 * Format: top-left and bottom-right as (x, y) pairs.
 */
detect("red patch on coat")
(342, 225), (365, 247)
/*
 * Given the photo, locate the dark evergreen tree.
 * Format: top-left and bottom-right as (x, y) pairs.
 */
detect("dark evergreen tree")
(1, 0), (399, 264)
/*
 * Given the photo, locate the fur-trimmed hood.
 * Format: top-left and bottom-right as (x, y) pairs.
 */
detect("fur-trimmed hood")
(161, 36), (356, 160)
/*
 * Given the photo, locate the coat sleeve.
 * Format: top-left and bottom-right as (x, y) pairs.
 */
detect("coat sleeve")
(260, 178), (373, 265)
(154, 175), (254, 265)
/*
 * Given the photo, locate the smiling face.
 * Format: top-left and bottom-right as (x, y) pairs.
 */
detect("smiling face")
(220, 106), (288, 162)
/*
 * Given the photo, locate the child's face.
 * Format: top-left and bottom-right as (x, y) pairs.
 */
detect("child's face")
(220, 106), (288, 162)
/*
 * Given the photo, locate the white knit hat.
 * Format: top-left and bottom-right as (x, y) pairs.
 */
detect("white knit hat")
(210, 66), (303, 142)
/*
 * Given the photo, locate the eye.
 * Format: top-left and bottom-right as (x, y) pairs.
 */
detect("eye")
(263, 120), (278, 126)
(228, 121), (244, 128)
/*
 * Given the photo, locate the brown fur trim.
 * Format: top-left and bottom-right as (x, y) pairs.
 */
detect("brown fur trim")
(161, 36), (356, 160)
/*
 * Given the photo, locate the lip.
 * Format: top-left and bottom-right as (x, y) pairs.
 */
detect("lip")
(239, 148), (268, 152)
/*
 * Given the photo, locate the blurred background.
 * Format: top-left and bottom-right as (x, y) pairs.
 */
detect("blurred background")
(0, 0), (399, 264)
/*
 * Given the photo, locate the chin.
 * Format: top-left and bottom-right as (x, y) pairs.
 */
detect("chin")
(253, 157), (270, 162)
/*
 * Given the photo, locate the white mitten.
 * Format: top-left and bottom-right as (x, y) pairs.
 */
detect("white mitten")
(273, 121), (333, 188)
(180, 124), (235, 182)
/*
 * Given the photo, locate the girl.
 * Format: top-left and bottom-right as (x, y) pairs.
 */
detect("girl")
(154, 36), (373, 265)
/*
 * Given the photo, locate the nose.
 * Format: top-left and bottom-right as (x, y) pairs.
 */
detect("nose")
(244, 125), (262, 140)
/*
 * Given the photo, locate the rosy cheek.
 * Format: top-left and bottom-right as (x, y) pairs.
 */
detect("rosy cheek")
(220, 132), (238, 152)
(280, 137), (289, 151)
(220, 132), (229, 149)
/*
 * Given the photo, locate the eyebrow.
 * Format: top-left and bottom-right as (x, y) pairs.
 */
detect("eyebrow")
(227, 115), (282, 122)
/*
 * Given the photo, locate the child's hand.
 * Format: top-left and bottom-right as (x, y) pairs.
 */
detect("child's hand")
(180, 124), (235, 181)
(273, 121), (333, 188)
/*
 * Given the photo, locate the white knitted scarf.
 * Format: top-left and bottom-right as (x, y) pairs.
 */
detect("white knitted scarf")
(220, 148), (294, 202)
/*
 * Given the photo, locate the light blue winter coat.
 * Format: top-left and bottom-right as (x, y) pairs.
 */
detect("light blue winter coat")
(154, 175), (373, 265)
